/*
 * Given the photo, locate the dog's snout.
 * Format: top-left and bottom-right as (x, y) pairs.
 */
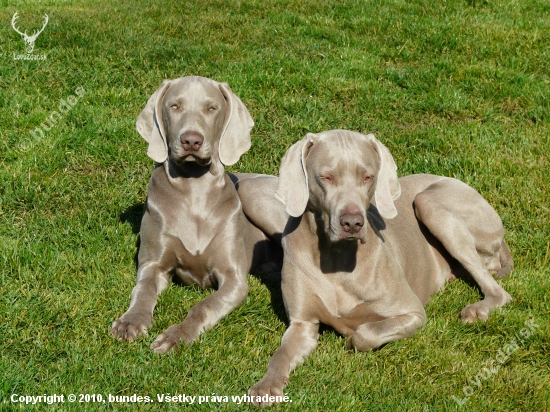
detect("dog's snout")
(340, 212), (364, 234)
(180, 131), (204, 152)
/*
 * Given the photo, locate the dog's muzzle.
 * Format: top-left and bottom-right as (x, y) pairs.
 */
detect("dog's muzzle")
(330, 207), (367, 243)
(172, 130), (212, 166)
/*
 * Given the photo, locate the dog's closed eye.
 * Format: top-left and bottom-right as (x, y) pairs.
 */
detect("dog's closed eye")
(319, 174), (333, 184)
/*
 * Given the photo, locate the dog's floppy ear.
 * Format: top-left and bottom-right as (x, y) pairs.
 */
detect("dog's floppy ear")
(217, 82), (254, 166)
(136, 80), (172, 163)
(366, 134), (401, 220)
(275, 134), (316, 217)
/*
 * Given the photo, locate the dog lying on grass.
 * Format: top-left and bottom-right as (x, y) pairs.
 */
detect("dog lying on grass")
(247, 130), (512, 406)
(111, 76), (281, 353)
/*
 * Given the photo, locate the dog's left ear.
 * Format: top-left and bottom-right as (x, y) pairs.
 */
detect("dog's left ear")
(217, 82), (254, 165)
(366, 134), (401, 220)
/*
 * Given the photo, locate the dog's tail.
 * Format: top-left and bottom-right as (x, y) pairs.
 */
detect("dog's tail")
(496, 240), (514, 279)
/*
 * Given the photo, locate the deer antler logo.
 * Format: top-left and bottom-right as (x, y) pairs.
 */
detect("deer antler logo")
(11, 12), (49, 54)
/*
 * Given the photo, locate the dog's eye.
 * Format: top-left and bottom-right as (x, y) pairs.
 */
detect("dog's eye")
(170, 104), (179, 110)
(363, 174), (374, 184)
(208, 106), (218, 111)
(319, 175), (333, 183)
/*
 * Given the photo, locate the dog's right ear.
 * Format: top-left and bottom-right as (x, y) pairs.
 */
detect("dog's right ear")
(136, 80), (172, 163)
(275, 133), (316, 217)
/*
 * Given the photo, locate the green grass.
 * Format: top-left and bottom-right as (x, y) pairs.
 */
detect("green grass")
(1, 0), (549, 410)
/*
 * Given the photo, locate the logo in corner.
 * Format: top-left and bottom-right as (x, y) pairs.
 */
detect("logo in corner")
(11, 11), (49, 60)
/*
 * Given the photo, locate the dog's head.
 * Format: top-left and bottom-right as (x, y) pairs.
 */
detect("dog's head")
(136, 76), (254, 174)
(275, 130), (401, 243)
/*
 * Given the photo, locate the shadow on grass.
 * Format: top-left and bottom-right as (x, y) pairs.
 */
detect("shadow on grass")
(120, 203), (144, 268)
(251, 271), (288, 326)
(120, 203), (145, 234)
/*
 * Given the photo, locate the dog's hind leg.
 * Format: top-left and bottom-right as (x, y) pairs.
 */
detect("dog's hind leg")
(414, 178), (512, 322)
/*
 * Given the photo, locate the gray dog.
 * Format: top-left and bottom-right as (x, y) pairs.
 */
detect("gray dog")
(111, 76), (280, 353)
(246, 130), (513, 406)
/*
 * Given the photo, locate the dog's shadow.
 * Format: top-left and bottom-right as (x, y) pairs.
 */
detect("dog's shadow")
(120, 203), (144, 234)
(251, 268), (288, 326)
(120, 203), (144, 267)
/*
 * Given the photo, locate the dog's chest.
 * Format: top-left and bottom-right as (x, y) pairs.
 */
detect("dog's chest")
(146, 169), (241, 272)
(302, 276), (372, 334)
(155, 207), (238, 288)
(327, 274), (381, 311)
(288, 244), (397, 335)
(169, 211), (220, 256)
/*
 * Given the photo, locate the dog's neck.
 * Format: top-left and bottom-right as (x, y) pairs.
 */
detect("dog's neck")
(161, 160), (228, 197)
(166, 160), (210, 179)
(165, 157), (225, 179)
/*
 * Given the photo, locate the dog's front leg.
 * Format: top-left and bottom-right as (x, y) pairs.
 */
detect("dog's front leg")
(111, 262), (171, 341)
(150, 273), (248, 354)
(249, 321), (319, 407)
(347, 311), (426, 352)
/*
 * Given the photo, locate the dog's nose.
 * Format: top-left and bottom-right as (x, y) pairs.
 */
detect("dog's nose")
(180, 131), (204, 152)
(340, 212), (364, 234)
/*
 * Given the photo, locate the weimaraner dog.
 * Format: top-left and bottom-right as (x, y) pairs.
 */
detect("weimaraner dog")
(111, 76), (280, 353)
(247, 130), (513, 406)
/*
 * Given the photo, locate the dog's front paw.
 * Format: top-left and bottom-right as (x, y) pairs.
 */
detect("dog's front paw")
(150, 323), (196, 354)
(248, 375), (287, 407)
(111, 312), (152, 342)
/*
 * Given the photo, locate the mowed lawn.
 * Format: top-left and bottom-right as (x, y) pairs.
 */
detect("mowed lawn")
(1, 0), (549, 410)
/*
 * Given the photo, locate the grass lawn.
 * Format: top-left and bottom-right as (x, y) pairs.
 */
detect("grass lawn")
(1, 0), (549, 410)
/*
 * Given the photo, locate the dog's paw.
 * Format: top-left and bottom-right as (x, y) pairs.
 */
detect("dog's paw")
(461, 293), (512, 323)
(461, 303), (490, 323)
(111, 312), (152, 342)
(150, 323), (195, 354)
(346, 328), (379, 352)
(248, 375), (287, 407)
